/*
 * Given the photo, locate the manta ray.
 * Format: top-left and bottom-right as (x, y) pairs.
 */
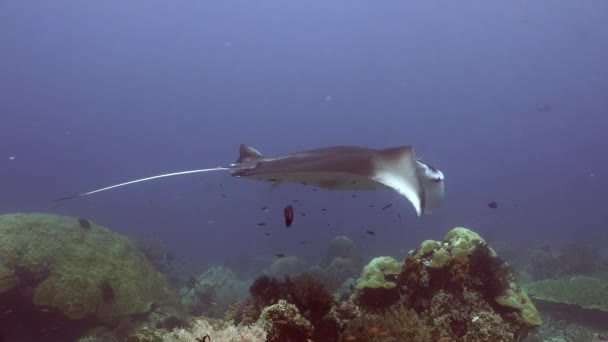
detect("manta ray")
(55, 144), (445, 216)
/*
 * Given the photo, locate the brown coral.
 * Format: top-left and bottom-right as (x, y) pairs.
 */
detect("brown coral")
(341, 302), (431, 342)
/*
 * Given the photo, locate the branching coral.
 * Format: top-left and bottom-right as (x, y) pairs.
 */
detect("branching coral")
(161, 318), (266, 342)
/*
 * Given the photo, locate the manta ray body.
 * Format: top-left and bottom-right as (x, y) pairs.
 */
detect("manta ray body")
(56, 144), (445, 216)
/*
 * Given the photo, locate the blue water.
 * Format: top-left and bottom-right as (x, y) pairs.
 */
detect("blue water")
(1, 0), (607, 269)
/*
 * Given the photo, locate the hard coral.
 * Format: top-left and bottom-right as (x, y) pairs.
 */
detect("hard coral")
(259, 299), (313, 342)
(0, 213), (173, 321)
(249, 275), (285, 307)
(424, 289), (520, 342)
(285, 273), (333, 322)
(341, 302), (431, 342)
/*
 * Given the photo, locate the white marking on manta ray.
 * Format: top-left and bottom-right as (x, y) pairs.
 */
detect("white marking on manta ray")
(54, 144), (445, 216)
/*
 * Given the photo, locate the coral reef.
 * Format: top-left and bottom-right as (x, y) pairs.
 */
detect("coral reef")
(0, 262), (18, 294)
(424, 288), (521, 341)
(341, 302), (431, 342)
(161, 318), (266, 342)
(320, 236), (361, 267)
(0, 213), (173, 322)
(178, 265), (246, 318)
(259, 299), (313, 342)
(267, 256), (308, 278)
(237, 273), (339, 341)
(520, 242), (606, 281)
(355, 256), (403, 310)
(395, 226), (541, 340)
(308, 236), (365, 292)
(522, 275), (608, 312)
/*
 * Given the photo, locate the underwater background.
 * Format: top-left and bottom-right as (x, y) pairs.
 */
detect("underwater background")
(1, 1), (607, 341)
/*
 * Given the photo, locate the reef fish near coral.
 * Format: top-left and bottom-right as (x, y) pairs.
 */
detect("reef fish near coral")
(54, 144), (445, 216)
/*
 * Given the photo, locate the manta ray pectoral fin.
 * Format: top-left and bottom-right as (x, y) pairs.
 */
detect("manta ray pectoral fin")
(53, 167), (231, 201)
(371, 146), (425, 216)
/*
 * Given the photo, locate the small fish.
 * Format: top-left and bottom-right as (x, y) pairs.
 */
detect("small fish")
(298, 241), (307, 245)
(77, 218), (91, 229)
(284, 205), (294, 227)
(312, 188), (318, 191)
(537, 104), (553, 112)
(351, 194), (357, 198)
(257, 222), (268, 226)
(365, 230), (375, 236)
(275, 254), (286, 257)
(397, 212), (401, 218)
(320, 208), (327, 211)
(487, 201), (498, 209)
(293, 199), (300, 202)
(368, 205), (375, 208)
(261, 206), (270, 212)
(220, 194), (227, 198)
(300, 213), (307, 216)
(264, 233), (271, 236)
(381, 203), (393, 210)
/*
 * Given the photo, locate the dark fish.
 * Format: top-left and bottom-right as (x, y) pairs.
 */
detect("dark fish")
(321, 208), (327, 211)
(77, 218), (91, 229)
(298, 241), (307, 245)
(537, 104), (552, 112)
(220, 194), (227, 198)
(488, 201), (498, 209)
(352, 194), (357, 198)
(381, 203), (393, 210)
(365, 230), (375, 236)
(99, 281), (115, 302)
(284, 205), (294, 227)
(275, 254), (286, 257)
(293, 199), (299, 202)
(257, 222), (268, 226)
(300, 213), (307, 216)
(261, 206), (270, 211)
(166, 253), (175, 262)
(368, 205), (375, 208)
(312, 188), (318, 191)
(264, 233), (271, 236)
(397, 212), (401, 218)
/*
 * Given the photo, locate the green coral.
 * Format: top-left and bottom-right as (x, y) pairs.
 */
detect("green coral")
(443, 227), (492, 258)
(415, 240), (441, 257)
(355, 256), (402, 290)
(494, 288), (541, 326)
(522, 275), (608, 312)
(0, 262), (18, 293)
(0, 213), (173, 321)
(429, 248), (450, 268)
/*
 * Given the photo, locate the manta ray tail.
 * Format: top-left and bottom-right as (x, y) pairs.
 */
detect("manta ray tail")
(53, 167), (231, 201)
